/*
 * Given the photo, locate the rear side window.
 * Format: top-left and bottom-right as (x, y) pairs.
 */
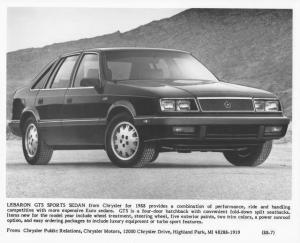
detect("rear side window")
(31, 63), (54, 89)
(49, 55), (78, 88)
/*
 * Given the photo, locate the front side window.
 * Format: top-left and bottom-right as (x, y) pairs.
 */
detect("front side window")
(74, 54), (99, 87)
(104, 50), (218, 82)
(50, 55), (78, 88)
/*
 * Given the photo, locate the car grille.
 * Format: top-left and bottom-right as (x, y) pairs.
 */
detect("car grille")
(197, 98), (254, 112)
(206, 125), (259, 138)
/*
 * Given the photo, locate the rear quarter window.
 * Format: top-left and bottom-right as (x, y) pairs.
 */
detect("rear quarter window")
(31, 62), (54, 89)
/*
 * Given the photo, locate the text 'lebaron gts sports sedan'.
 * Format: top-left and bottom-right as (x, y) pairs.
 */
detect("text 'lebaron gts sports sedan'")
(8, 48), (290, 167)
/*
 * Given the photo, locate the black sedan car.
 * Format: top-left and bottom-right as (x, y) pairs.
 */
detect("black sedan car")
(8, 48), (289, 167)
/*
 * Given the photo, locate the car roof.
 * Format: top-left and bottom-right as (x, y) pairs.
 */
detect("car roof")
(62, 47), (190, 57)
(95, 47), (190, 53)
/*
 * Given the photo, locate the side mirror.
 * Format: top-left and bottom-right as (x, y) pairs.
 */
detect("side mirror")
(80, 78), (101, 90)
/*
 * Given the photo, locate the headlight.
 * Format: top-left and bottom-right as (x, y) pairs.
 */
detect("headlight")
(265, 100), (280, 112)
(254, 100), (265, 112)
(176, 100), (191, 111)
(160, 99), (196, 112)
(160, 99), (176, 111)
(254, 99), (280, 112)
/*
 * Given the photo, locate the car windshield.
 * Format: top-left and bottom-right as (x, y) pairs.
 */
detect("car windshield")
(103, 50), (218, 82)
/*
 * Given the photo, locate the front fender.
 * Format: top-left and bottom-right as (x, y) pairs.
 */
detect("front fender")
(106, 100), (136, 118)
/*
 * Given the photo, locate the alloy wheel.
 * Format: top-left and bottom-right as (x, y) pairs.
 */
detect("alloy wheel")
(111, 121), (139, 160)
(25, 123), (38, 158)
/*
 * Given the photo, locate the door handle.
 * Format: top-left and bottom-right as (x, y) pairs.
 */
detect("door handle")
(38, 98), (43, 105)
(66, 97), (72, 104)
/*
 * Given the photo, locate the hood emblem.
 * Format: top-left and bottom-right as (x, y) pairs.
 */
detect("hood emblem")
(224, 100), (232, 109)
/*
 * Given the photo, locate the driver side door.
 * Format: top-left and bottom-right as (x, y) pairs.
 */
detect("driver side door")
(61, 52), (109, 146)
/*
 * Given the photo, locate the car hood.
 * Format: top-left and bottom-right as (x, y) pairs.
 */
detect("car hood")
(116, 79), (276, 99)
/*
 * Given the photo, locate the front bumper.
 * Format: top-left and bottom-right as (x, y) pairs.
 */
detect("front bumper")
(134, 115), (290, 126)
(134, 115), (290, 143)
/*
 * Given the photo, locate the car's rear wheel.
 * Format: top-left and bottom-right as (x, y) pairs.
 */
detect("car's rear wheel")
(22, 117), (53, 165)
(223, 141), (272, 166)
(105, 112), (158, 167)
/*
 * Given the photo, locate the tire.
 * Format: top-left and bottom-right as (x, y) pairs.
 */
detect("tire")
(223, 141), (273, 167)
(149, 149), (160, 163)
(105, 112), (158, 168)
(22, 117), (53, 165)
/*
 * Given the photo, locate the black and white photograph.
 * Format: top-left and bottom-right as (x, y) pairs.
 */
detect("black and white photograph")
(6, 7), (292, 199)
(1, 1), (299, 242)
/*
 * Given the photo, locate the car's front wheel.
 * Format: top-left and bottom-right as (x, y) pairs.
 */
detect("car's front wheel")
(223, 141), (273, 166)
(149, 149), (160, 163)
(105, 112), (158, 167)
(22, 117), (53, 165)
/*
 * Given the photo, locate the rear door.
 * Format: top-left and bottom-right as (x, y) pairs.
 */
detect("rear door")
(36, 54), (79, 145)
